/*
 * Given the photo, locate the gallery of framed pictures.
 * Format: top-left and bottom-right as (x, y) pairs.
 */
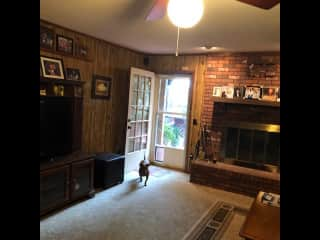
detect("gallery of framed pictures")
(213, 85), (280, 102)
(40, 25), (90, 60)
(92, 75), (112, 99)
(40, 56), (65, 79)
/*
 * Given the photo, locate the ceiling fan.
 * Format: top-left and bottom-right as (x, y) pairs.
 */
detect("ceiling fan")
(145, 0), (280, 21)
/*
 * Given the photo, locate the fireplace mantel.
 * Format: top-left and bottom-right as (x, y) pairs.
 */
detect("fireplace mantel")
(212, 97), (280, 108)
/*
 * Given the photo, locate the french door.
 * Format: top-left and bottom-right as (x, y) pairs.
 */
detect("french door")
(124, 67), (155, 173)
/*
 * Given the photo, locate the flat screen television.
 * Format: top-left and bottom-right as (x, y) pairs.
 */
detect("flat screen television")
(40, 96), (73, 159)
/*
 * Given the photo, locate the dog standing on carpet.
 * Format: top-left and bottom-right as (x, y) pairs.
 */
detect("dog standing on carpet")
(139, 159), (150, 186)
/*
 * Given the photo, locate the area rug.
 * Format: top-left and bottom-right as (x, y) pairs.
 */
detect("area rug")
(182, 201), (249, 240)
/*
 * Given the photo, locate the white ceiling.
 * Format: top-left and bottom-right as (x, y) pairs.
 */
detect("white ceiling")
(40, 0), (280, 54)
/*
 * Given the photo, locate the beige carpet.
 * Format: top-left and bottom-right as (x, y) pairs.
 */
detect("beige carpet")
(40, 165), (253, 240)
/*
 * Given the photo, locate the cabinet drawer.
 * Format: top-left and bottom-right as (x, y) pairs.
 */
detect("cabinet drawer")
(40, 165), (70, 213)
(71, 159), (94, 200)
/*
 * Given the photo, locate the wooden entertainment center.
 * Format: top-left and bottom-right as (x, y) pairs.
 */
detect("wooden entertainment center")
(40, 77), (95, 216)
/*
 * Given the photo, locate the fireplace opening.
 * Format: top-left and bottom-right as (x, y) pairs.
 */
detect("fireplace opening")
(221, 123), (280, 173)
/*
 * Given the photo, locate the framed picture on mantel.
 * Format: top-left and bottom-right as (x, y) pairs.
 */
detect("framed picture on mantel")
(262, 87), (278, 102)
(243, 85), (261, 100)
(212, 86), (222, 97)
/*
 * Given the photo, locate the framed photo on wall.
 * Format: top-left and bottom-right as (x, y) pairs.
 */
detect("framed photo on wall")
(212, 86), (222, 97)
(75, 44), (88, 58)
(40, 26), (54, 49)
(40, 56), (65, 79)
(243, 85), (261, 100)
(92, 75), (112, 99)
(262, 87), (278, 101)
(56, 35), (74, 55)
(66, 68), (81, 81)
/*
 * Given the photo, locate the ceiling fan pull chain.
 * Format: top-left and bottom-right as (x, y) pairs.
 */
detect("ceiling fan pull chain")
(175, 27), (180, 57)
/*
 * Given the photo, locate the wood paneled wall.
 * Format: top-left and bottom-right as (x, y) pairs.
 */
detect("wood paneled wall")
(40, 20), (145, 154)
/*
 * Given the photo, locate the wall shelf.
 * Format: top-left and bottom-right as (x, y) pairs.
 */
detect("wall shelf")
(40, 77), (85, 97)
(40, 47), (92, 62)
(212, 97), (280, 108)
(40, 77), (86, 85)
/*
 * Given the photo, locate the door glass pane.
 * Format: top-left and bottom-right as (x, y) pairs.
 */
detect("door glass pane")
(128, 122), (136, 137)
(135, 122), (142, 137)
(137, 107), (143, 120)
(144, 91), (150, 106)
(159, 114), (187, 149)
(133, 75), (139, 90)
(145, 78), (151, 92)
(142, 122), (148, 136)
(141, 136), (147, 149)
(158, 78), (190, 114)
(131, 91), (138, 105)
(137, 91), (144, 106)
(128, 138), (135, 153)
(139, 76), (145, 90)
(134, 137), (141, 151)
(143, 106), (149, 120)
(129, 106), (137, 121)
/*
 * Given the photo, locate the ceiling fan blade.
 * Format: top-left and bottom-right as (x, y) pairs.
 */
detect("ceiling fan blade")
(145, 0), (168, 21)
(237, 0), (280, 9)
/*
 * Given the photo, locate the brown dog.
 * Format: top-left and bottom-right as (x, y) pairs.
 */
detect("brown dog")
(139, 160), (150, 186)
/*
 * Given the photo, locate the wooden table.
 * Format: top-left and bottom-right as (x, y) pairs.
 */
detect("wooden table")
(239, 191), (280, 240)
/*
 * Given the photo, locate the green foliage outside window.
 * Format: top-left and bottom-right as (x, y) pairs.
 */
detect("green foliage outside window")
(164, 124), (183, 147)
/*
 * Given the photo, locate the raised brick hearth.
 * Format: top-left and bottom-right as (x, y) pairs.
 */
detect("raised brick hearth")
(190, 160), (280, 197)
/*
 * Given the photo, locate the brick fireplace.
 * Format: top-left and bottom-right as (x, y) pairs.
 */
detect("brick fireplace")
(200, 52), (280, 173)
(211, 99), (280, 173)
(189, 52), (280, 196)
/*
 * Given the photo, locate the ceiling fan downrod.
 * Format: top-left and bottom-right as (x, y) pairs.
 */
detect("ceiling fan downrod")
(175, 27), (180, 56)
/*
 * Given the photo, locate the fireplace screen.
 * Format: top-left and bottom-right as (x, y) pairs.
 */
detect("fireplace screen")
(222, 124), (280, 172)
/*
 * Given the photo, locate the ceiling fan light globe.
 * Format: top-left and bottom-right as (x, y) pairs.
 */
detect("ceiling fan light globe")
(167, 0), (204, 28)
